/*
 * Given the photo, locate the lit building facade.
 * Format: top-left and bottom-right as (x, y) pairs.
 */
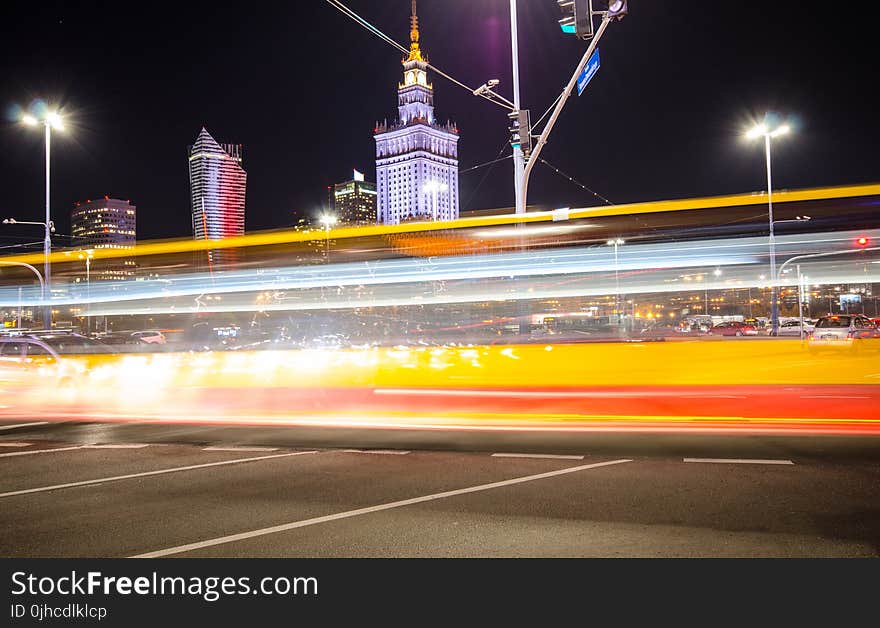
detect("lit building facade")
(70, 197), (137, 280)
(71, 197), (137, 248)
(188, 127), (247, 240)
(375, 0), (459, 225)
(331, 170), (377, 225)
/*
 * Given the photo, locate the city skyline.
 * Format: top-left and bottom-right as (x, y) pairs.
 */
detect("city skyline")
(1, 2), (878, 247)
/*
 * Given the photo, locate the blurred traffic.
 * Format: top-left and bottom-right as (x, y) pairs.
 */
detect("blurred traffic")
(1, 185), (878, 436)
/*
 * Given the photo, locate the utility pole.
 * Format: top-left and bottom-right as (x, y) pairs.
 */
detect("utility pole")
(510, 0), (525, 215)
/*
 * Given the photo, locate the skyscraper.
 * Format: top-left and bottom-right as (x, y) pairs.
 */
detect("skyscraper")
(70, 196), (137, 280)
(330, 170), (377, 225)
(375, 0), (459, 225)
(71, 197), (137, 249)
(188, 127), (247, 241)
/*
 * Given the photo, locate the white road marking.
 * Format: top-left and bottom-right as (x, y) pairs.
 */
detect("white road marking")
(341, 449), (410, 455)
(683, 458), (794, 465)
(0, 445), (85, 458)
(0, 422), (48, 431)
(492, 453), (585, 460)
(82, 444), (151, 449)
(0, 450), (319, 499)
(0, 442), (31, 448)
(130, 458), (632, 558)
(203, 446), (279, 452)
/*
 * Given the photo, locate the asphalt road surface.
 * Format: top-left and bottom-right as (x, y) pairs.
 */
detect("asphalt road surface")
(2, 420), (880, 558)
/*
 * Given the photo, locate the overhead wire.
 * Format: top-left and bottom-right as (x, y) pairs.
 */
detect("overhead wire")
(459, 153), (513, 175)
(462, 140), (512, 209)
(537, 157), (614, 206)
(531, 92), (564, 132)
(0, 241), (44, 251)
(324, 0), (510, 110)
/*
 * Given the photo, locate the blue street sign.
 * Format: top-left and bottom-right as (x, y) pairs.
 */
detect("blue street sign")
(577, 49), (601, 96)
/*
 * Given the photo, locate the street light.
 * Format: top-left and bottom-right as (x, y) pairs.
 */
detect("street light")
(606, 238), (624, 327)
(423, 180), (448, 219)
(17, 106), (64, 328)
(318, 214), (337, 261)
(0, 261), (46, 329)
(746, 117), (791, 336)
(77, 250), (94, 334)
(2, 218), (56, 327)
(708, 268), (722, 314)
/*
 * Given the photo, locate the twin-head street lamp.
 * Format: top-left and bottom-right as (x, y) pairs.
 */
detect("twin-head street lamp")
(746, 118), (791, 336)
(14, 107), (65, 328)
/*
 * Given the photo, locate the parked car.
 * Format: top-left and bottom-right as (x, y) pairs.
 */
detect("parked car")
(708, 321), (758, 337)
(808, 315), (880, 351)
(639, 323), (684, 338)
(130, 330), (166, 344)
(776, 319), (816, 336)
(0, 333), (109, 362)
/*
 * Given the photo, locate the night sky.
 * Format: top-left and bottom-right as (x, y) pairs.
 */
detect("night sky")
(0, 1), (877, 248)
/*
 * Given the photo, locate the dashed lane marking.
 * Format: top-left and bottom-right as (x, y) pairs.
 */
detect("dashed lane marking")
(83, 444), (151, 449)
(203, 446), (280, 452)
(0, 445), (85, 458)
(130, 458), (633, 558)
(0, 442), (31, 448)
(683, 458), (794, 465)
(341, 449), (411, 455)
(0, 450), (319, 499)
(0, 422), (49, 431)
(492, 453), (585, 460)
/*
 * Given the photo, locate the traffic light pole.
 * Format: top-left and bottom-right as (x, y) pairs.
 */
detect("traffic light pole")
(520, 13), (612, 213)
(510, 0), (525, 215)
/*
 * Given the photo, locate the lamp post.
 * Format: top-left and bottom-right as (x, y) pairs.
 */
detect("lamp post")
(19, 110), (63, 327)
(0, 261), (45, 329)
(423, 180), (448, 220)
(318, 215), (337, 262)
(746, 119), (790, 336)
(2, 218), (55, 327)
(606, 238), (624, 327)
(709, 268), (722, 315)
(77, 249), (94, 334)
(509, 0), (525, 215)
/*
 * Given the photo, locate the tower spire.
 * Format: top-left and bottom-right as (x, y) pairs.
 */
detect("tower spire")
(407, 0), (423, 62)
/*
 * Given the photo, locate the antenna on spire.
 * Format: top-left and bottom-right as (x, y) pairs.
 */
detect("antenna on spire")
(410, 0), (419, 43)
(406, 0), (424, 62)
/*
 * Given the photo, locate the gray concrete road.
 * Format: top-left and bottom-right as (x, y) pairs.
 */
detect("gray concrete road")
(1, 420), (879, 557)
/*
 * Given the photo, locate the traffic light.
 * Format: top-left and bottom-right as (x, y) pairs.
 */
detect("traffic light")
(558, 0), (593, 40)
(607, 0), (628, 20)
(856, 236), (870, 247)
(509, 109), (532, 157)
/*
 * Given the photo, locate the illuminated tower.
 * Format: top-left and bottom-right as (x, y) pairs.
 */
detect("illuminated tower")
(375, 0), (459, 225)
(188, 127), (247, 241)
